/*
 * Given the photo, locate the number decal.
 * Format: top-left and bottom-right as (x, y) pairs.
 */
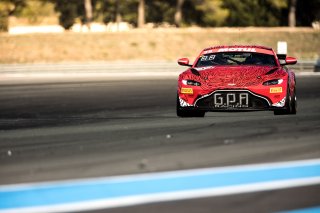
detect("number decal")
(208, 55), (216, 60)
(200, 54), (216, 61)
(200, 56), (208, 61)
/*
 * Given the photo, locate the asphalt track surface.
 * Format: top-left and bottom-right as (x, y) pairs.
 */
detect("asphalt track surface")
(0, 74), (320, 212)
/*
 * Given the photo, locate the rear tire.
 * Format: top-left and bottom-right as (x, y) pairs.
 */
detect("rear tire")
(176, 95), (205, 117)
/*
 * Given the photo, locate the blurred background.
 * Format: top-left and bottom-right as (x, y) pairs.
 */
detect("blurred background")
(0, 0), (319, 63)
(1, 1), (320, 213)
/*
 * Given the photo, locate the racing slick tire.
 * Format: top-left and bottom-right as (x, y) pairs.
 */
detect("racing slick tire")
(176, 95), (205, 117)
(274, 88), (297, 115)
(290, 87), (297, 114)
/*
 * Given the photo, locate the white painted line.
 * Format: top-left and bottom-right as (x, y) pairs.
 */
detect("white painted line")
(2, 177), (320, 213)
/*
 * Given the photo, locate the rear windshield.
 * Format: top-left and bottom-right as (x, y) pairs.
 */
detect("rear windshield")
(195, 52), (277, 67)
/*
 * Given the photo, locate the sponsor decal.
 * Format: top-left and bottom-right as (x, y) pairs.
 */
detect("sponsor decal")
(195, 66), (214, 71)
(270, 87), (283, 93)
(181, 87), (193, 94)
(218, 48), (256, 52)
(214, 92), (249, 108)
(203, 49), (213, 54)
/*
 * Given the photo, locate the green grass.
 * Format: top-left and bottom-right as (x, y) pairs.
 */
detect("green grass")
(1, 27), (319, 63)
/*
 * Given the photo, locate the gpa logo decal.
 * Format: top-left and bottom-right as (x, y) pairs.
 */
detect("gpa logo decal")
(181, 88), (193, 94)
(270, 87), (283, 93)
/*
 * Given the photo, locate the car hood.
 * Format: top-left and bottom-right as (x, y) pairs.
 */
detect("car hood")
(180, 65), (287, 89)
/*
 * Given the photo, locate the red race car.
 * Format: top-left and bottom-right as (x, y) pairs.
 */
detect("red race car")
(177, 45), (297, 117)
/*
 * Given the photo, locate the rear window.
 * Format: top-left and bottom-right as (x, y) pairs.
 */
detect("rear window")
(195, 52), (276, 67)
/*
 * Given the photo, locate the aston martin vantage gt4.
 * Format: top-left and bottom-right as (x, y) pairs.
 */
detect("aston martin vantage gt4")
(177, 45), (297, 117)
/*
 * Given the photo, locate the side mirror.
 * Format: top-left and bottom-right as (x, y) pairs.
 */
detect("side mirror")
(280, 56), (297, 65)
(178, 58), (191, 67)
(285, 56), (297, 65)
